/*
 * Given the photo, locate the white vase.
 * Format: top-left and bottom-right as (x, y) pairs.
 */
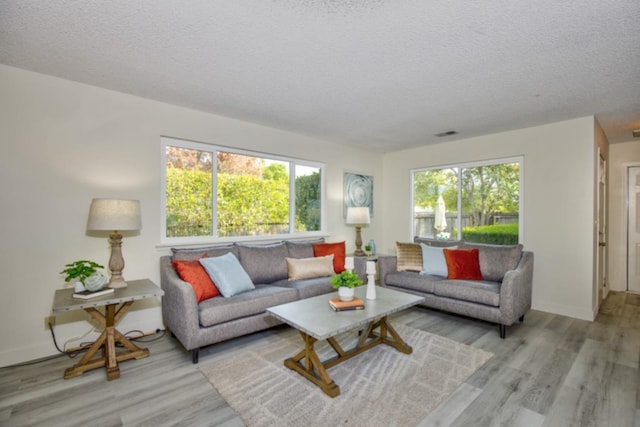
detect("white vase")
(338, 287), (355, 302)
(74, 281), (86, 293)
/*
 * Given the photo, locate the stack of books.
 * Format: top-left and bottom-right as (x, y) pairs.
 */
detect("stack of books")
(72, 288), (115, 299)
(329, 296), (365, 311)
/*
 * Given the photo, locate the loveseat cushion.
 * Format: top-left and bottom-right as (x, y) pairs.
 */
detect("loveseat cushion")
(286, 238), (325, 259)
(433, 280), (500, 307)
(395, 242), (423, 272)
(200, 253), (255, 297)
(271, 277), (334, 299)
(312, 241), (346, 273)
(443, 248), (483, 280)
(171, 244), (237, 261)
(420, 244), (455, 277)
(286, 255), (334, 280)
(236, 242), (289, 284)
(198, 285), (298, 327)
(461, 243), (523, 282)
(385, 271), (445, 294)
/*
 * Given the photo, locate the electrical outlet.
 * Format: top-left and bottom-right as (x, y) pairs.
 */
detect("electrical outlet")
(45, 315), (56, 330)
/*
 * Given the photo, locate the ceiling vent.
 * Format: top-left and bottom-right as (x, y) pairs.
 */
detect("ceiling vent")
(435, 130), (458, 137)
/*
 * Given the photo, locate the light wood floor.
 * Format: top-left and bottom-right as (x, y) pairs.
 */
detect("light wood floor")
(2, 291), (639, 427)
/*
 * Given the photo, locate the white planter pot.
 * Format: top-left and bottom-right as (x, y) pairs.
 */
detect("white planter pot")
(338, 287), (355, 302)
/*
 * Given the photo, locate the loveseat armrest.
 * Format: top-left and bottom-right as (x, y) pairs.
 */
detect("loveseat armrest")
(160, 255), (200, 350)
(499, 251), (534, 325)
(377, 255), (398, 287)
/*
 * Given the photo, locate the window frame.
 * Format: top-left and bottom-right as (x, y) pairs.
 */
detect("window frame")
(410, 156), (524, 244)
(160, 136), (326, 246)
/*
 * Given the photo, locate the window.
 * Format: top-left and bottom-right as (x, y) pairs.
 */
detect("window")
(161, 137), (324, 242)
(412, 157), (522, 245)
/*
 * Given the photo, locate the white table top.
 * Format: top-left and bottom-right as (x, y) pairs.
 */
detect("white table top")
(51, 279), (163, 313)
(267, 286), (424, 341)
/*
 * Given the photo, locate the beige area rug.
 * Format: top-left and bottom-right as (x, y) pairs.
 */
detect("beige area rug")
(200, 323), (492, 427)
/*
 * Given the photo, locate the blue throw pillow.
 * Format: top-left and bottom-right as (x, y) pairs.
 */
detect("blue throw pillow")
(200, 253), (255, 297)
(419, 243), (456, 277)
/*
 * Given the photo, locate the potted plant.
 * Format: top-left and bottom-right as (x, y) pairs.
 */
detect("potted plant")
(330, 270), (363, 301)
(61, 260), (108, 292)
(364, 244), (372, 255)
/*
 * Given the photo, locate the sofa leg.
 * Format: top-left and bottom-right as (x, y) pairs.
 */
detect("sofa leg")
(498, 324), (506, 339)
(519, 315), (525, 323)
(192, 348), (200, 364)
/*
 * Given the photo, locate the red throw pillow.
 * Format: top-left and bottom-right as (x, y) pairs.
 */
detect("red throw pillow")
(443, 249), (483, 280)
(312, 241), (346, 273)
(172, 260), (220, 302)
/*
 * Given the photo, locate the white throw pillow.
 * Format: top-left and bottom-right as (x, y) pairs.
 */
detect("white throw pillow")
(286, 255), (334, 280)
(199, 253), (255, 297)
(419, 243), (457, 277)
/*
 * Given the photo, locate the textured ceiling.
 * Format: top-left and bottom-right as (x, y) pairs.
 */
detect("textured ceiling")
(1, 1), (639, 152)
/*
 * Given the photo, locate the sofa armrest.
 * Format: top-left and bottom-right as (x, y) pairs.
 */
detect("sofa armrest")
(160, 256), (200, 350)
(378, 255), (398, 287)
(499, 251), (534, 324)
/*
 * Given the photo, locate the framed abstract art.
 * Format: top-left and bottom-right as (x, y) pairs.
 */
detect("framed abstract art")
(343, 172), (373, 217)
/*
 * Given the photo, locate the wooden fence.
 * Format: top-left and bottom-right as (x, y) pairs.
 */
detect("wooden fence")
(414, 212), (518, 238)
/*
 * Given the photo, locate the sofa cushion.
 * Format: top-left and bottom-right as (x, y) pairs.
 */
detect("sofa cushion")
(286, 255), (334, 280)
(286, 238), (325, 259)
(272, 277), (334, 300)
(198, 284), (298, 327)
(385, 271), (445, 294)
(420, 243), (456, 277)
(200, 253), (255, 297)
(236, 242), (289, 284)
(172, 260), (220, 302)
(461, 243), (523, 282)
(443, 248), (483, 280)
(312, 241), (346, 273)
(171, 244), (236, 261)
(433, 280), (500, 307)
(396, 242), (423, 272)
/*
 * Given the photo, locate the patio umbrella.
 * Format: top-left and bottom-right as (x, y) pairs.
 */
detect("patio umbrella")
(434, 195), (447, 232)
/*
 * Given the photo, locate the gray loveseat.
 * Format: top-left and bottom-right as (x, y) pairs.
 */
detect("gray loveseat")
(378, 239), (533, 338)
(160, 239), (366, 363)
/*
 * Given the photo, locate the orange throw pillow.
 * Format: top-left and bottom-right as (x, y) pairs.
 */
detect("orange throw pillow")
(172, 260), (220, 302)
(312, 241), (346, 273)
(443, 249), (483, 280)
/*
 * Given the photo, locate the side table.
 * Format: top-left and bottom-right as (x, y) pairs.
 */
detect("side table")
(51, 279), (164, 380)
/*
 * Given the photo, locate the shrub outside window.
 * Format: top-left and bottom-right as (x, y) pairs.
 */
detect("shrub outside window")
(162, 137), (324, 243)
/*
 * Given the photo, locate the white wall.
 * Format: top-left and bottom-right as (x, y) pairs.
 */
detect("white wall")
(380, 117), (598, 321)
(0, 65), (382, 366)
(608, 140), (640, 292)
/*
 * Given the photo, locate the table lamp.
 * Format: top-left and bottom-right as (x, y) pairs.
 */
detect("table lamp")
(346, 206), (370, 256)
(87, 199), (141, 288)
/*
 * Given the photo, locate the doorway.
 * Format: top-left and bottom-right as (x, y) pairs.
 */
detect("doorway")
(627, 166), (640, 293)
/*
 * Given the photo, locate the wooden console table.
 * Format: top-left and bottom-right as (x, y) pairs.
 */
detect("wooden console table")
(51, 279), (164, 380)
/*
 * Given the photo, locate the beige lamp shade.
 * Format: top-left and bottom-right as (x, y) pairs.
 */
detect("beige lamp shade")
(87, 199), (141, 231)
(346, 206), (370, 225)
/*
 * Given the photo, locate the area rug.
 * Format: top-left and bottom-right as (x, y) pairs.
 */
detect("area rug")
(199, 323), (492, 427)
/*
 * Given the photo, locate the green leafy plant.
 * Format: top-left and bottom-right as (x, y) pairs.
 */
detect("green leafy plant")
(60, 260), (104, 284)
(364, 245), (372, 252)
(330, 270), (363, 289)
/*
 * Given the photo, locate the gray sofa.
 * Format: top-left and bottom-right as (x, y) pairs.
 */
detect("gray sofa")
(160, 239), (366, 363)
(378, 239), (533, 338)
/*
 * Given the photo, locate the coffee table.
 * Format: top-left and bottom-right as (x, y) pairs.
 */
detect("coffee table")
(267, 286), (424, 397)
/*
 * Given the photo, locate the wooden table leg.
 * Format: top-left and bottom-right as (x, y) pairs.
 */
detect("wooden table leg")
(283, 317), (414, 397)
(63, 301), (150, 380)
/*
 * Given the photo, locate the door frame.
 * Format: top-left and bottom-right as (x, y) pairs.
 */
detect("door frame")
(627, 163), (640, 293)
(597, 153), (607, 304)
